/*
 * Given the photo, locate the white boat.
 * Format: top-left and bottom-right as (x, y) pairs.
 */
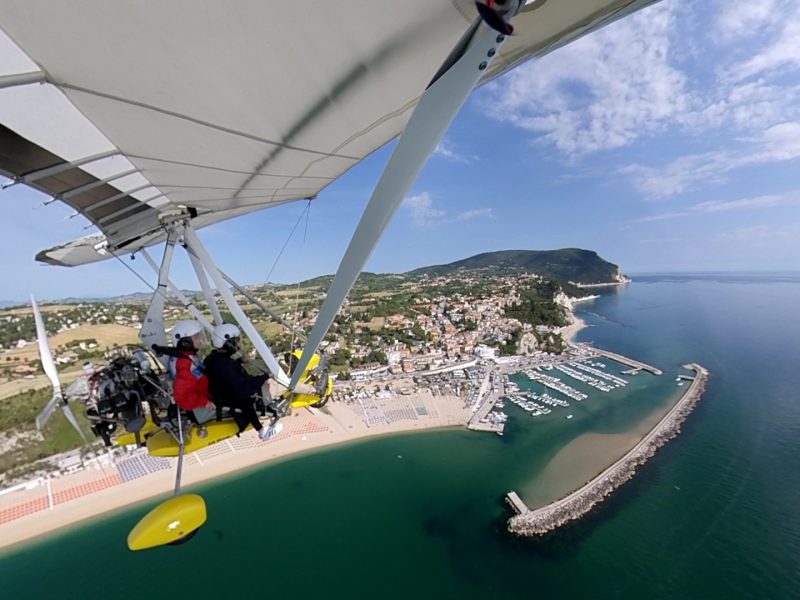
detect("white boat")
(566, 414), (573, 419)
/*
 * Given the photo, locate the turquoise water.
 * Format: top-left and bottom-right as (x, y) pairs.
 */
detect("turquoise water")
(2, 275), (799, 599)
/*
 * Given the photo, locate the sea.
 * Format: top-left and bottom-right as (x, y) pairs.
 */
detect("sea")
(1, 274), (798, 599)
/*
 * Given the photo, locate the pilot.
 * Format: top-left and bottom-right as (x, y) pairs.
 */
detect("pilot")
(169, 320), (215, 419)
(204, 323), (283, 441)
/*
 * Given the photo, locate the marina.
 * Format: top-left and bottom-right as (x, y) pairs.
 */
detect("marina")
(506, 363), (708, 536)
(466, 343), (665, 433)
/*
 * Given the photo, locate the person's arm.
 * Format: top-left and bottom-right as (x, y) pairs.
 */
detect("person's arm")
(242, 372), (268, 398)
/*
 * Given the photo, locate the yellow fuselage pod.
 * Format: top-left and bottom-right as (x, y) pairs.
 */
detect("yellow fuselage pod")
(146, 420), (248, 457)
(127, 494), (207, 551)
(114, 417), (160, 447)
(285, 350), (333, 408)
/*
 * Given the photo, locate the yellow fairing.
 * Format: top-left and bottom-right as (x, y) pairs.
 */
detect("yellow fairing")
(287, 377), (334, 408)
(284, 350), (333, 408)
(114, 417), (160, 447)
(146, 420), (245, 457)
(127, 494), (207, 551)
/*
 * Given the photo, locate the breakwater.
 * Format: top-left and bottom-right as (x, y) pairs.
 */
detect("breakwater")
(589, 346), (664, 375)
(506, 363), (708, 536)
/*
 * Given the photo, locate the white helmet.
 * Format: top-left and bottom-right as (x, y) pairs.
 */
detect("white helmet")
(171, 319), (203, 343)
(211, 323), (241, 349)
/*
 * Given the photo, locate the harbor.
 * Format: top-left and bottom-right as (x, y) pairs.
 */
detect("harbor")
(505, 363), (708, 536)
(465, 343), (662, 435)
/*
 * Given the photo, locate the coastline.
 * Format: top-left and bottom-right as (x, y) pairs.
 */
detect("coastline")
(559, 314), (587, 343)
(0, 395), (471, 551)
(506, 363), (708, 536)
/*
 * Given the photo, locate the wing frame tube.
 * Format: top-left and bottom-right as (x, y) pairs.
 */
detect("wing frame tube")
(188, 252), (224, 326)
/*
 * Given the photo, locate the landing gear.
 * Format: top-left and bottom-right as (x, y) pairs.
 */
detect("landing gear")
(310, 394), (330, 408)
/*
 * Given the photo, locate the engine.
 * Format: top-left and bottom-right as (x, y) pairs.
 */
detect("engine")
(80, 349), (172, 446)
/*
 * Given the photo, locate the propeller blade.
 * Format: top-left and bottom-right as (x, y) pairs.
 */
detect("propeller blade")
(62, 404), (88, 444)
(35, 392), (61, 431)
(64, 377), (90, 401)
(30, 294), (61, 394)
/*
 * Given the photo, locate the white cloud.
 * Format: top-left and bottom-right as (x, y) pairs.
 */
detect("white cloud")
(715, 224), (800, 249)
(481, 1), (691, 155)
(404, 192), (445, 228)
(455, 208), (493, 221)
(632, 191), (800, 224)
(477, 0), (800, 199)
(403, 192), (493, 229)
(434, 140), (479, 164)
(724, 2), (800, 82)
(623, 121), (800, 198)
(713, 0), (780, 43)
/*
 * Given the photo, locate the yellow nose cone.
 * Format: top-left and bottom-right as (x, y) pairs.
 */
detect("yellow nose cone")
(127, 494), (207, 551)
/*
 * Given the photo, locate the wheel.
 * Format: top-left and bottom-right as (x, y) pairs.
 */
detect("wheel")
(168, 527), (201, 546)
(311, 394), (330, 408)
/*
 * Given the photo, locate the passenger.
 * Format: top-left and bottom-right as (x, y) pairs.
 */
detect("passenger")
(168, 320), (215, 419)
(204, 323), (283, 441)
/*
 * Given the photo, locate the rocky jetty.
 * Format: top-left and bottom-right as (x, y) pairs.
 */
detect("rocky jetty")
(507, 363), (708, 536)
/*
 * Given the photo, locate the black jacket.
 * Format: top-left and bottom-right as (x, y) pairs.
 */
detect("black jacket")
(203, 350), (268, 405)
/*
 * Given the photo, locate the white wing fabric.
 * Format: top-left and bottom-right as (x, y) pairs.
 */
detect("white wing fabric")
(0, 1), (659, 266)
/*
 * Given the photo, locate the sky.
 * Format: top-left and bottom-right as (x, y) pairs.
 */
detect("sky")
(2, 0), (799, 302)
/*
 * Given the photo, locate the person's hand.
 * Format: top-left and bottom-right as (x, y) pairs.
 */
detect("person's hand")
(205, 401), (216, 410)
(294, 381), (316, 396)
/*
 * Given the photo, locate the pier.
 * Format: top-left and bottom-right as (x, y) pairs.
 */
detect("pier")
(505, 491), (529, 516)
(588, 347), (663, 375)
(506, 363), (707, 537)
(467, 368), (505, 434)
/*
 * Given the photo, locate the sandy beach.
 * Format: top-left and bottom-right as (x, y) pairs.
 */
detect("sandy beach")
(559, 315), (587, 343)
(0, 391), (471, 550)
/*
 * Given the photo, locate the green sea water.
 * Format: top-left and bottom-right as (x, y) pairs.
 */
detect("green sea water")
(1, 275), (798, 599)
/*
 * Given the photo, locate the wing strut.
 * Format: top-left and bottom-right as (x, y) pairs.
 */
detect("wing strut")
(188, 251), (224, 326)
(139, 248), (215, 333)
(217, 270), (305, 342)
(291, 17), (509, 387)
(139, 230), (177, 366)
(182, 224), (291, 387)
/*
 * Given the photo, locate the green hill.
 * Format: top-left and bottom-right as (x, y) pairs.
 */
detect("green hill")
(409, 249), (622, 284)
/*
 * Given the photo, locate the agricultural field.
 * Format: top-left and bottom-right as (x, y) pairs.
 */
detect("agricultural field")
(2, 324), (140, 363)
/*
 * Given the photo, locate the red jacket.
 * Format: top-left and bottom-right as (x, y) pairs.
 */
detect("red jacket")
(172, 351), (211, 411)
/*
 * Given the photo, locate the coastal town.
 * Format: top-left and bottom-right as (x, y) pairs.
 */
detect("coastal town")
(0, 258), (708, 547)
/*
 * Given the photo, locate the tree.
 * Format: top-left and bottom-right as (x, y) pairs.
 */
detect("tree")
(330, 348), (352, 366)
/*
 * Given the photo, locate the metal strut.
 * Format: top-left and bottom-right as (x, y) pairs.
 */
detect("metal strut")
(139, 230), (177, 367)
(181, 224), (291, 387)
(139, 248), (215, 334)
(290, 18), (509, 387)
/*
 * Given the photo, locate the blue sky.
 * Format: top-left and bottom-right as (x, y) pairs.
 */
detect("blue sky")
(2, 0), (799, 302)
